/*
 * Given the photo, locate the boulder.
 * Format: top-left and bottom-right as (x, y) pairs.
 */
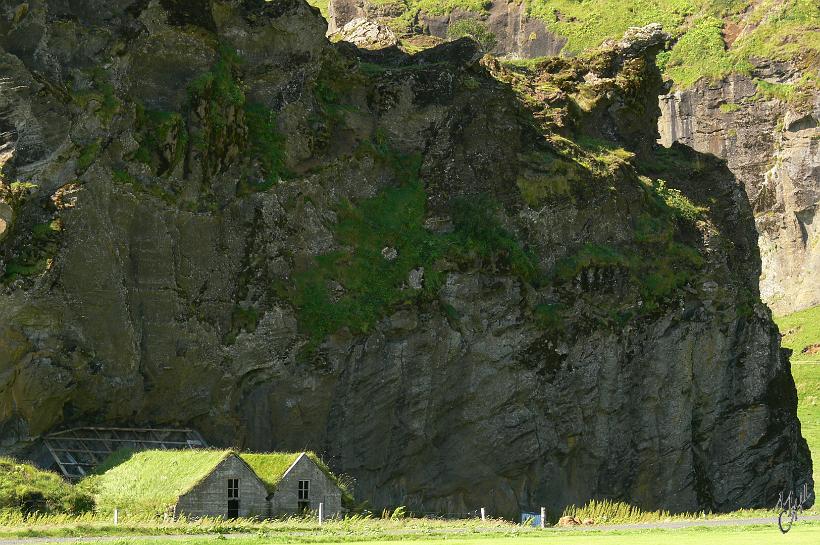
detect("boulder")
(332, 17), (398, 50)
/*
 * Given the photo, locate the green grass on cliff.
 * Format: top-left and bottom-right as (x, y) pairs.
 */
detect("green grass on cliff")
(285, 140), (539, 351)
(776, 305), (820, 362)
(524, 0), (695, 51)
(285, 129), (710, 347)
(662, 1), (820, 90)
(317, 0), (819, 93)
(286, 155), (444, 350)
(310, 0), (330, 18)
(244, 102), (289, 190)
(0, 457), (93, 515)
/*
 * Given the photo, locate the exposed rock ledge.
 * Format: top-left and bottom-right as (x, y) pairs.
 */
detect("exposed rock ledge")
(328, 0), (567, 58)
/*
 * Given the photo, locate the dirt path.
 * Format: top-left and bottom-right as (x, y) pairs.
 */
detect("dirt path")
(1, 516), (819, 544)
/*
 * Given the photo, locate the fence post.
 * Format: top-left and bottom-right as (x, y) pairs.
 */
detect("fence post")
(540, 507), (545, 529)
(114, 508), (119, 525)
(480, 507), (486, 521)
(318, 502), (324, 525)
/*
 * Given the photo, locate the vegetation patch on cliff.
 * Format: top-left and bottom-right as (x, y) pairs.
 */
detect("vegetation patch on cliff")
(72, 75), (121, 125)
(284, 138), (540, 351)
(285, 153), (438, 350)
(332, 0), (818, 94)
(124, 46), (291, 199)
(243, 103), (288, 190)
(2, 219), (61, 282)
(132, 108), (188, 177)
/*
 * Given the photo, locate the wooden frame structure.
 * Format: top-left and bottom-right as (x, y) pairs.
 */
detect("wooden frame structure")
(42, 427), (207, 480)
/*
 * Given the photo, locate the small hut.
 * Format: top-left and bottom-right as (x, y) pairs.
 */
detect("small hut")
(244, 452), (343, 517)
(91, 449), (345, 519)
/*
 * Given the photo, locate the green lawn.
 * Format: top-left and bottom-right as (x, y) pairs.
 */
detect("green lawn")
(794, 362), (820, 489)
(62, 523), (820, 545)
(776, 304), (820, 487)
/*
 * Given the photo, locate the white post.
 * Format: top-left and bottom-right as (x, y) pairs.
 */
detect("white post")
(540, 507), (546, 529)
(480, 507), (486, 521)
(114, 508), (119, 525)
(318, 502), (324, 525)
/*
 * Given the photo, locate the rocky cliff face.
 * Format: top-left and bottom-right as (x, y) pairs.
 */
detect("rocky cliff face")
(325, 3), (820, 318)
(0, 0), (812, 516)
(659, 74), (820, 315)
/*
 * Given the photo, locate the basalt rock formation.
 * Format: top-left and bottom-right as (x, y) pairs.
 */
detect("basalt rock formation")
(659, 72), (820, 316)
(0, 0), (812, 517)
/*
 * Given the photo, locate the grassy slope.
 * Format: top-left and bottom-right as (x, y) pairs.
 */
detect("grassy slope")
(523, 0), (818, 84)
(777, 305), (820, 362)
(0, 458), (93, 515)
(793, 363), (819, 489)
(776, 305), (820, 490)
(311, 0), (819, 92)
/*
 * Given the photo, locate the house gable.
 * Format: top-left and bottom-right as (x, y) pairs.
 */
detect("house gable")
(176, 454), (269, 518)
(269, 453), (342, 517)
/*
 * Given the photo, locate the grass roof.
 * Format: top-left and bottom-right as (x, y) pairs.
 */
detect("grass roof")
(85, 449), (232, 515)
(239, 453), (301, 493)
(240, 452), (352, 503)
(85, 449), (354, 513)
(0, 457), (94, 515)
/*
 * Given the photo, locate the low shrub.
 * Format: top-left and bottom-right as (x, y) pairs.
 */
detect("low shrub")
(0, 457), (93, 515)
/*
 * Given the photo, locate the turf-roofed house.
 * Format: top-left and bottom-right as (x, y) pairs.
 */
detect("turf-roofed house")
(90, 450), (344, 519)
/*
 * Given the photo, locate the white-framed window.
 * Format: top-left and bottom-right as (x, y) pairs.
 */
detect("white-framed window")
(228, 478), (240, 499)
(298, 480), (310, 512)
(298, 480), (310, 501)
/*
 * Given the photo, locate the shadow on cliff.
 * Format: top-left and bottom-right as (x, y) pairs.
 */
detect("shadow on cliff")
(333, 36), (485, 70)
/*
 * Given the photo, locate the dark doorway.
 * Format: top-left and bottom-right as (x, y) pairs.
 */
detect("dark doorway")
(227, 499), (239, 518)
